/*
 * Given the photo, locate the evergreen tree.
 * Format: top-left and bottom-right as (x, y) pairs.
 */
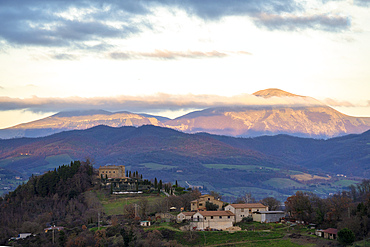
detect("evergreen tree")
(159, 180), (163, 190)
(154, 178), (158, 189)
(338, 228), (355, 245)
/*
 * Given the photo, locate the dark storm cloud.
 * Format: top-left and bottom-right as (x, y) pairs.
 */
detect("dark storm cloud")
(0, 0), (353, 49)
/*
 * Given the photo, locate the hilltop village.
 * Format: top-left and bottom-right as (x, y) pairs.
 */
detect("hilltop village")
(1, 162), (369, 246)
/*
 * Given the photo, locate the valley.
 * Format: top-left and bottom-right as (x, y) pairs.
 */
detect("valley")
(1, 124), (368, 200)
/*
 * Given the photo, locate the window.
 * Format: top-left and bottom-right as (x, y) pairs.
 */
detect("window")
(219, 216), (222, 219)
(208, 198), (210, 200)
(199, 203), (203, 206)
(113, 171), (115, 173)
(241, 208), (244, 212)
(211, 216), (213, 219)
(228, 216), (230, 219)
(109, 171), (111, 173)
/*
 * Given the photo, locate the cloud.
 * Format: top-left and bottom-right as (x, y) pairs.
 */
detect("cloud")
(322, 98), (355, 107)
(0, 1), (142, 48)
(0, 93), (324, 113)
(254, 13), (349, 32)
(323, 98), (370, 108)
(109, 50), (249, 60)
(354, 0), (370, 7)
(0, 0), (354, 50)
(51, 53), (79, 60)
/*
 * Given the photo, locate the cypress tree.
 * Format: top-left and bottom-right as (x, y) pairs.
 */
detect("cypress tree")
(159, 180), (163, 190)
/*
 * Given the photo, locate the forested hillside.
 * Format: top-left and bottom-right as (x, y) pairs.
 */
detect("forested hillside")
(0, 160), (99, 245)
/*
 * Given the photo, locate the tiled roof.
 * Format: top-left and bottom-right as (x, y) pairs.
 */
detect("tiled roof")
(228, 203), (267, 209)
(200, 194), (211, 198)
(254, 211), (285, 214)
(180, 212), (196, 216)
(322, 228), (338, 234)
(198, 211), (235, 216)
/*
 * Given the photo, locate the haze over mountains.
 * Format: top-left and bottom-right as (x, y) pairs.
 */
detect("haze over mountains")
(1, 89), (369, 139)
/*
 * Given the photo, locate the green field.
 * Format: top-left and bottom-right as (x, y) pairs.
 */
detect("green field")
(174, 230), (286, 246)
(263, 178), (303, 189)
(0, 156), (29, 168)
(96, 191), (164, 216)
(45, 154), (73, 166)
(333, 179), (359, 187)
(202, 164), (279, 172)
(218, 186), (286, 201)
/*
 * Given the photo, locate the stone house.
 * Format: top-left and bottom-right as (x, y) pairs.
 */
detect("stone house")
(190, 211), (235, 230)
(322, 228), (338, 240)
(190, 194), (224, 211)
(177, 212), (196, 222)
(224, 203), (268, 223)
(99, 165), (126, 179)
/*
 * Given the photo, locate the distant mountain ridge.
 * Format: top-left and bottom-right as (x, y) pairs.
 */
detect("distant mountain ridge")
(0, 125), (369, 199)
(1, 89), (369, 139)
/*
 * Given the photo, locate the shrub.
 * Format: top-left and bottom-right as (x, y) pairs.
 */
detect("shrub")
(338, 228), (355, 245)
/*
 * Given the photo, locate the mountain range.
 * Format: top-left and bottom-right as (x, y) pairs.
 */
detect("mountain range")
(1, 89), (369, 139)
(1, 124), (369, 200)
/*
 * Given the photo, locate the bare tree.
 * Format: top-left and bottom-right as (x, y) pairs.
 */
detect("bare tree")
(260, 197), (280, 211)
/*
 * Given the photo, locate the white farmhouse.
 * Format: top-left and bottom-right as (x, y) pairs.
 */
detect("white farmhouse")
(225, 203), (268, 223)
(190, 211), (235, 230)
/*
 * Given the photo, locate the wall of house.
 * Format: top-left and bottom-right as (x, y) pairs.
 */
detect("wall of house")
(190, 215), (234, 230)
(191, 195), (224, 211)
(225, 205), (268, 223)
(99, 165), (125, 179)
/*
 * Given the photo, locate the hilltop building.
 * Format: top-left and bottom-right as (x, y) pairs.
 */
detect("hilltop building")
(99, 165), (126, 179)
(190, 194), (225, 211)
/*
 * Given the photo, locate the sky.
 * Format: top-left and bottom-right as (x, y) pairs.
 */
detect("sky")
(0, 0), (369, 129)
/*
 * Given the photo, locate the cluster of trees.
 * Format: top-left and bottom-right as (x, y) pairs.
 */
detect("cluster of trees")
(0, 160), (100, 245)
(126, 170), (142, 180)
(285, 179), (370, 242)
(12, 221), (185, 247)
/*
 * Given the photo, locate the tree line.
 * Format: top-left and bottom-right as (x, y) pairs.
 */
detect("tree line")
(285, 179), (370, 242)
(0, 160), (99, 245)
